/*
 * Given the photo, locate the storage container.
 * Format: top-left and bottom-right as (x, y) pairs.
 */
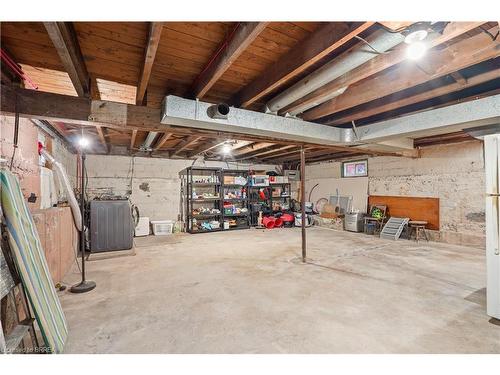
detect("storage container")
(150, 220), (174, 235)
(135, 217), (150, 236)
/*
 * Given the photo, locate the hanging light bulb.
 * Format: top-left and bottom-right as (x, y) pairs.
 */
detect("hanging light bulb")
(222, 143), (232, 155)
(405, 26), (429, 61)
(78, 136), (90, 149)
(406, 41), (428, 60)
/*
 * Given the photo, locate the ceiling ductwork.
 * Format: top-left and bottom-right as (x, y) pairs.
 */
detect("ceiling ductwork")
(207, 103), (230, 119)
(265, 30), (405, 115)
(161, 94), (500, 151)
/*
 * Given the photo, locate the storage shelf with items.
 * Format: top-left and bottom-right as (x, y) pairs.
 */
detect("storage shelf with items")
(248, 173), (292, 226)
(221, 169), (250, 231)
(179, 167), (223, 234)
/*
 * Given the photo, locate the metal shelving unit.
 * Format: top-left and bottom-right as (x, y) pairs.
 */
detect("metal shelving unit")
(221, 169), (250, 231)
(180, 167), (251, 233)
(248, 182), (292, 225)
(179, 167), (223, 234)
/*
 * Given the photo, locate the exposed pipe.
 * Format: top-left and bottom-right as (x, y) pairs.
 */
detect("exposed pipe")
(140, 131), (158, 151)
(266, 30), (405, 114)
(0, 48), (38, 89)
(39, 143), (82, 231)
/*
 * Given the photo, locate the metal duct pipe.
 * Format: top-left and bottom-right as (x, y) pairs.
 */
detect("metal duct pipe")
(140, 131), (158, 151)
(265, 30), (405, 114)
(39, 145), (82, 231)
(207, 103), (230, 119)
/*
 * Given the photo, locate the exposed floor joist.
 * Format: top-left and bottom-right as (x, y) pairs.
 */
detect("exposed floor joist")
(281, 22), (484, 116)
(96, 126), (109, 153)
(187, 139), (225, 158)
(230, 22), (374, 108)
(130, 129), (138, 150)
(43, 22), (90, 97)
(325, 67), (500, 125)
(192, 22), (268, 99)
(153, 132), (172, 151)
(136, 22), (163, 105)
(170, 136), (203, 157)
(303, 25), (499, 121)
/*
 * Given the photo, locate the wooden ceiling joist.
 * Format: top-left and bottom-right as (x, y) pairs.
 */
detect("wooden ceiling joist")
(303, 25), (500, 121)
(326, 67), (500, 125)
(230, 22), (374, 108)
(136, 22), (163, 105)
(282, 22), (484, 116)
(130, 129), (138, 150)
(192, 22), (268, 99)
(153, 132), (173, 151)
(237, 145), (297, 160)
(170, 135), (203, 157)
(187, 139), (225, 158)
(43, 22), (90, 97)
(96, 126), (109, 153)
(232, 142), (275, 157)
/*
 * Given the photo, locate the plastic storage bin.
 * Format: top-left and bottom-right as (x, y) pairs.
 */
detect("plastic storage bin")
(134, 217), (150, 237)
(150, 220), (174, 235)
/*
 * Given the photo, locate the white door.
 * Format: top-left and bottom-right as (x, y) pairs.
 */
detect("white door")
(485, 134), (500, 319)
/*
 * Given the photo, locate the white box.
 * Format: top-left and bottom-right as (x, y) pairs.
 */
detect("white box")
(135, 217), (150, 237)
(151, 220), (174, 235)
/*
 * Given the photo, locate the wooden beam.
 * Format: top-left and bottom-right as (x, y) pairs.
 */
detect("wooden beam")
(96, 126), (109, 153)
(232, 142), (275, 157)
(325, 67), (500, 125)
(0, 85), (302, 145)
(261, 147), (317, 161)
(136, 22), (163, 105)
(153, 132), (172, 151)
(192, 22), (268, 99)
(231, 22), (374, 108)
(0, 84), (402, 157)
(90, 75), (101, 100)
(303, 26), (499, 121)
(130, 129), (138, 150)
(43, 22), (90, 97)
(282, 22), (484, 116)
(450, 71), (467, 86)
(238, 145), (297, 160)
(187, 139), (226, 158)
(170, 136), (203, 157)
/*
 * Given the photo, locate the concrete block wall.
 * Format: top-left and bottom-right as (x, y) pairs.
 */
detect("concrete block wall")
(84, 155), (279, 221)
(305, 140), (486, 247)
(368, 140), (485, 247)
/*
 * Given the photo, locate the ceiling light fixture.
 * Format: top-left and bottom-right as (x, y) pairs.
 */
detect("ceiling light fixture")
(78, 136), (90, 149)
(222, 142), (232, 155)
(404, 25), (429, 61)
(406, 41), (428, 60)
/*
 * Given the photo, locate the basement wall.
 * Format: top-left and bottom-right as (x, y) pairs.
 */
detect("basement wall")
(84, 155), (279, 221)
(1, 114), (78, 283)
(306, 140), (485, 248)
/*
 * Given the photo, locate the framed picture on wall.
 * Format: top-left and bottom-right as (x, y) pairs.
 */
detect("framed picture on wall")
(342, 159), (368, 178)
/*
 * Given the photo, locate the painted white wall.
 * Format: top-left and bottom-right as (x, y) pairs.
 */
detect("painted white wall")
(84, 155), (278, 221)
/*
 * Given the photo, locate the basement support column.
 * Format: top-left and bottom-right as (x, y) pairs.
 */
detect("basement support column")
(300, 146), (306, 262)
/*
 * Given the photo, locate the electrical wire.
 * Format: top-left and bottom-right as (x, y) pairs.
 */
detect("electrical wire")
(9, 93), (19, 171)
(353, 35), (392, 55)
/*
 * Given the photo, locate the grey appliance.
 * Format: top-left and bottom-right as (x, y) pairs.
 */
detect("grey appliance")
(90, 200), (133, 252)
(344, 212), (365, 232)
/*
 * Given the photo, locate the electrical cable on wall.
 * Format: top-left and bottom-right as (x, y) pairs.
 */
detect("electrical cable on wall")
(9, 92), (19, 171)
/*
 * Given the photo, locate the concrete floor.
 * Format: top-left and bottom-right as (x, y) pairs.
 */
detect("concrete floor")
(59, 227), (500, 353)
